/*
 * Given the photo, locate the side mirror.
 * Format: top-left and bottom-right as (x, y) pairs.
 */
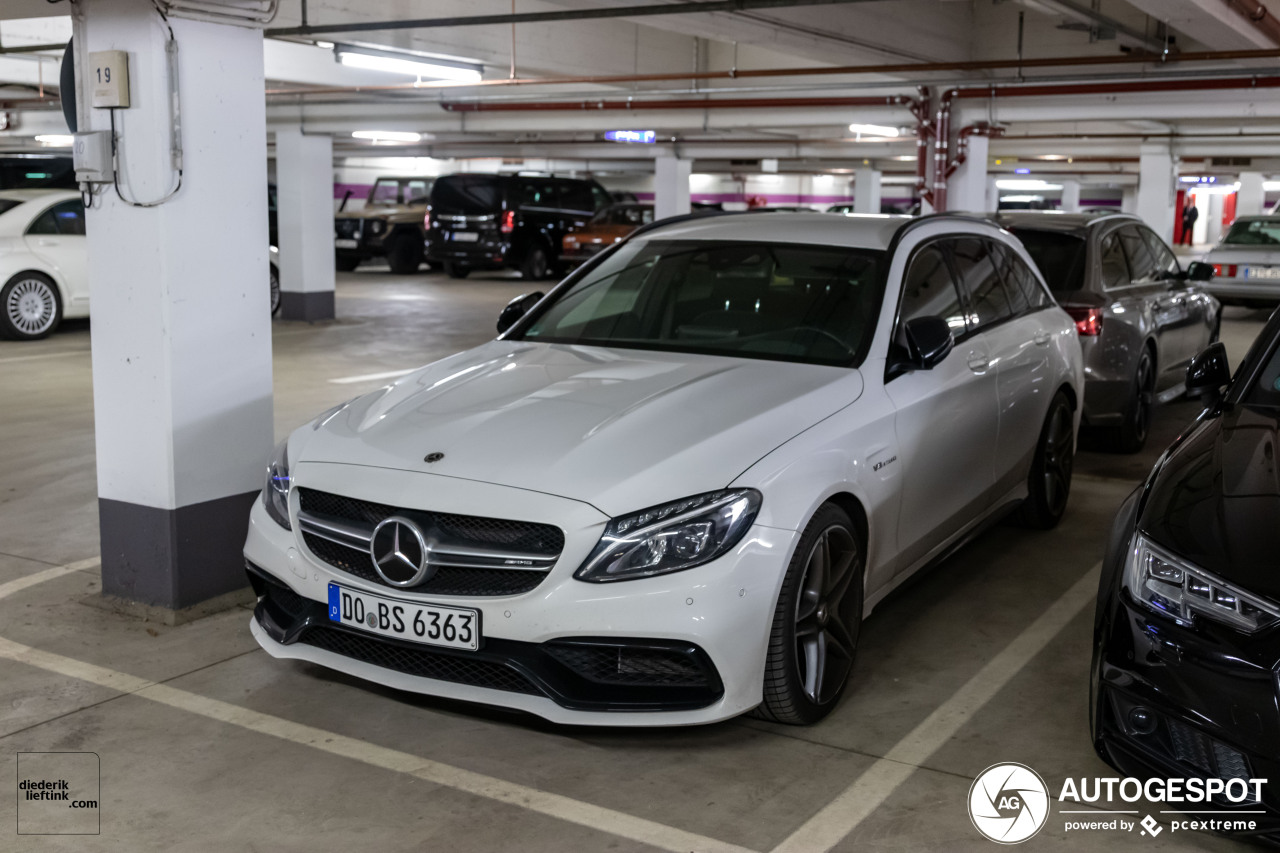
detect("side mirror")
(1185, 342), (1231, 397)
(497, 291), (544, 333)
(1186, 261), (1215, 282)
(903, 316), (955, 369)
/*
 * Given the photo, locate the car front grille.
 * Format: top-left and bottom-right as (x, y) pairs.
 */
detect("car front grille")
(335, 218), (361, 239)
(296, 488), (564, 597)
(298, 626), (541, 695)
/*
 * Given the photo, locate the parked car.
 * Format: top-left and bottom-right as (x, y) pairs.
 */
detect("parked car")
(1203, 216), (1280, 308)
(1092, 308), (1280, 834)
(425, 173), (612, 280)
(244, 212), (1083, 726)
(561, 203), (654, 267)
(0, 189), (87, 340)
(998, 212), (1219, 452)
(334, 176), (433, 274)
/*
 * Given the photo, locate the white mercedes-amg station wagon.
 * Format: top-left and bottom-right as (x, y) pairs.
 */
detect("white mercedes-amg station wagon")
(245, 213), (1083, 726)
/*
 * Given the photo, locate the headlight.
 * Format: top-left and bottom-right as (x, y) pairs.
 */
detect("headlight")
(575, 489), (761, 583)
(262, 439), (292, 530)
(1122, 533), (1280, 633)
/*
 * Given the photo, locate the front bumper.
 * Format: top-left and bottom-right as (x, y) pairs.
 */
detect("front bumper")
(426, 234), (511, 269)
(1092, 497), (1280, 838)
(243, 471), (797, 726)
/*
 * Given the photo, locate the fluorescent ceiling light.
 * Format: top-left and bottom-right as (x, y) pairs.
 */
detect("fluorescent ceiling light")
(336, 47), (482, 82)
(848, 123), (900, 137)
(1000, 195), (1045, 203)
(34, 134), (73, 147)
(891, 155), (916, 161)
(352, 130), (424, 143)
(1264, 181), (1280, 191)
(997, 179), (1063, 191)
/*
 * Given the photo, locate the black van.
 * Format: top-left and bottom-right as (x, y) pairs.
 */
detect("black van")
(425, 174), (612, 279)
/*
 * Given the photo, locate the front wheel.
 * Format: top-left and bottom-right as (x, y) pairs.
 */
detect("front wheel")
(1, 271), (62, 340)
(444, 263), (471, 280)
(335, 255), (360, 272)
(755, 504), (864, 725)
(1017, 390), (1075, 529)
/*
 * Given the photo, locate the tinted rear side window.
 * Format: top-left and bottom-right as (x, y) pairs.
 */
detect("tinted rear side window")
(431, 175), (504, 214)
(1119, 226), (1158, 281)
(1007, 228), (1086, 297)
(991, 241), (1051, 312)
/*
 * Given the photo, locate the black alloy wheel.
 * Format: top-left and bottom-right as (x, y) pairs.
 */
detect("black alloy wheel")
(756, 503), (864, 725)
(269, 264), (281, 317)
(1017, 390), (1075, 529)
(521, 246), (549, 281)
(1112, 349), (1154, 453)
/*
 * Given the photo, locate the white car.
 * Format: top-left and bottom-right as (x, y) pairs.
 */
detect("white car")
(1203, 216), (1280, 307)
(245, 213), (1083, 726)
(0, 189), (88, 340)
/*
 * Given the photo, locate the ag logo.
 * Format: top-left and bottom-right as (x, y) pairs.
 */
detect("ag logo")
(968, 763), (1050, 844)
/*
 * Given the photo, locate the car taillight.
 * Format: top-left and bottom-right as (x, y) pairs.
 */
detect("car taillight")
(1212, 263), (1237, 277)
(1065, 305), (1104, 336)
(501, 210), (515, 234)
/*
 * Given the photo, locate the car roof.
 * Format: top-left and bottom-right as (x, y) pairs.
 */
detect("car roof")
(0, 188), (76, 203)
(636, 211), (923, 250)
(995, 210), (1139, 234)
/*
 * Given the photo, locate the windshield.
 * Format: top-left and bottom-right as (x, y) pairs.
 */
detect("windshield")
(1223, 219), (1280, 246)
(1007, 228), (1087, 297)
(517, 239), (887, 366)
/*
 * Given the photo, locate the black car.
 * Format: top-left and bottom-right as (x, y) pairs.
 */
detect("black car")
(425, 174), (612, 280)
(1092, 307), (1280, 840)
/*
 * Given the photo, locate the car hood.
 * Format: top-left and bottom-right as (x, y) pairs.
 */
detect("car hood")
(297, 340), (863, 516)
(1141, 404), (1280, 597)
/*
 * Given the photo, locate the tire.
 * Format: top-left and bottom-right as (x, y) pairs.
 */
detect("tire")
(1, 271), (62, 341)
(386, 236), (423, 275)
(444, 263), (471, 280)
(335, 255), (360, 272)
(520, 246), (549, 281)
(1110, 349), (1154, 453)
(269, 264), (281, 317)
(755, 503), (864, 725)
(1017, 390), (1075, 529)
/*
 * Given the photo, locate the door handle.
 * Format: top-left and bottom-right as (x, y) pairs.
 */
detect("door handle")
(967, 353), (990, 372)
(1033, 330), (1052, 347)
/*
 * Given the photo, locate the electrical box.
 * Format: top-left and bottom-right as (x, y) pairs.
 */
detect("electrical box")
(88, 50), (130, 109)
(73, 131), (114, 182)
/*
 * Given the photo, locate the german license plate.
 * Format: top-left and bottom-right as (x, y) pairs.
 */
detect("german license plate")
(335, 238), (359, 249)
(451, 231), (479, 242)
(327, 583), (480, 651)
(1244, 266), (1280, 280)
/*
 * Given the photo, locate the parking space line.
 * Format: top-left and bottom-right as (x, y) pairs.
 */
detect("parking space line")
(770, 562), (1102, 853)
(0, 569), (756, 853)
(329, 368), (418, 384)
(0, 350), (89, 364)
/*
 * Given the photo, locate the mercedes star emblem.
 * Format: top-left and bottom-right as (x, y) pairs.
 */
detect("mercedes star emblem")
(369, 516), (434, 587)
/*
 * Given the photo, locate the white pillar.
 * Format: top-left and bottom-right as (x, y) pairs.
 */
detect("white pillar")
(79, 0), (273, 610)
(1121, 186), (1138, 214)
(276, 129), (335, 321)
(1136, 145), (1178, 242)
(854, 165), (881, 214)
(1237, 172), (1266, 218)
(1060, 180), (1081, 213)
(1204, 193), (1224, 246)
(986, 176), (1000, 212)
(946, 134), (989, 212)
(654, 156), (691, 220)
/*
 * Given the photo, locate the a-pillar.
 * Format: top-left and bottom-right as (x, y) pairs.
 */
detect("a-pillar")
(1060, 180), (1081, 213)
(854, 165), (881, 213)
(1136, 145), (1178, 241)
(946, 134), (988, 212)
(1237, 172), (1266, 218)
(654, 156), (691, 220)
(276, 129), (335, 321)
(77, 0), (273, 612)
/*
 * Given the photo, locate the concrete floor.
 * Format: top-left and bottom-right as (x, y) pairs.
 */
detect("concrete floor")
(0, 265), (1273, 852)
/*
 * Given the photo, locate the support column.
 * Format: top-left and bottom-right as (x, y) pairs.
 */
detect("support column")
(654, 156), (691, 220)
(1237, 171), (1266, 218)
(79, 0), (273, 611)
(1121, 186), (1138, 214)
(946, 134), (988, 212)
(1136, 145), (1178, 242)
(1060, 180), (1081, 213)
(853, 165), (881, 213)
(276, 129), (335, 321)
